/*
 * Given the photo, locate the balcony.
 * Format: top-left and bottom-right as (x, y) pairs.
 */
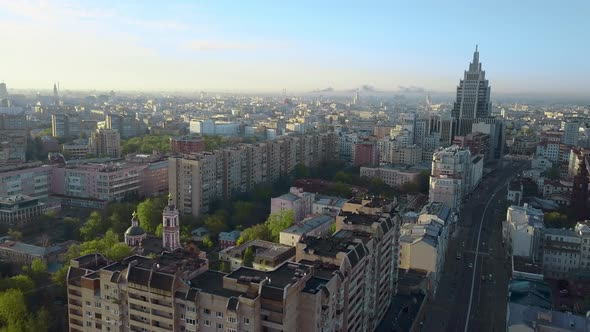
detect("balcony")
(68, 289), (82, 297)
(69, 308), (82, 317)
(70, 318), (83, 327)
(68, 299), (82, 307)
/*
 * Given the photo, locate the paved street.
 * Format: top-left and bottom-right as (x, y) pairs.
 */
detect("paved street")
(418, 160), (529, 332)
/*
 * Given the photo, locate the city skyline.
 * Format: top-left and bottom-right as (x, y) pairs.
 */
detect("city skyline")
(0, 1), (589, 96)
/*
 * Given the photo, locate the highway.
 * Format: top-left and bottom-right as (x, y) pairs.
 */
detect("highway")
(419, 160), (528, 332)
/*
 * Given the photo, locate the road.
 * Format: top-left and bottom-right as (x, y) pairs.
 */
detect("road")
(419, 160), (528, 332)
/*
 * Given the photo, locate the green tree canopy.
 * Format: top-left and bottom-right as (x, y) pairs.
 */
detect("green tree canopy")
(204, 213), (228, 236)
(80, 229), (130, 261)
(243, 247), (254, 267)
(265, 210), (294, 242)
(63, 217), (81, 240)
(0, 289), (27, 325)
(137, 196), (167, 234)
(80, 211), (107, 241)
(0, 275), (34, 293)
(236, 224), (272, 245)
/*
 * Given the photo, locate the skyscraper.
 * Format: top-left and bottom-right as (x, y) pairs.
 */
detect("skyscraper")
(452, 45), (491, 120)
(0, 82), (7, 98)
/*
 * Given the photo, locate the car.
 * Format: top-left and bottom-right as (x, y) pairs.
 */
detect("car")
(468, 263), (473, 268)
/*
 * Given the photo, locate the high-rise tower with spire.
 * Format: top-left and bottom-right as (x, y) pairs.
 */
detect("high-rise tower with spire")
(451, 46), (492, 137)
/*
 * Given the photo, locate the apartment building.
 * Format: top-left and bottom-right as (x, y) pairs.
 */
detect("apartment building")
(170, 135), (205, 154)
(279, 215), (334, 247)
(502, 204), (545, 262)
(542, 228), (581, 279)
(379, 144), (422, 166)
(89, 128), (121, 159)
(52, 113), (80, 138)
(218, 239), (295, 272)
(360, 164), (421, 188)
(0, 162), (52, 198)
(170, 132), (337, 217)
(62, 144), (90, 160)
(270, 187), (315, 223)
(51, 161), (145, 208)
(398, 202), (455, 295)
(298, 200), (400, 332)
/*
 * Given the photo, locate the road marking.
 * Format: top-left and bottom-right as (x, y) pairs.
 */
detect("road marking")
(464, 164), (525, 332)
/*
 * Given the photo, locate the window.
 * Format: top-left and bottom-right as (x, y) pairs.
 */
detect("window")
(227, 317), (237, 324)
(216, 312), (224, 318)
(244, 318), (250, 325)
(106, 305), (110, 311)
(85, 301), (91, 306)
(86, 311), (91, 317)
(217, 323), (224, 329)
(181, 313), (185, 320)
(227, 328), (237, 332)
(186, 318), (196, 325)
(95, 302), (101, 308)
(187, 306), (196, 313)
(204, 320), (211, 327)
(86, 321), (92, 327)
(203, 308), (211, 315)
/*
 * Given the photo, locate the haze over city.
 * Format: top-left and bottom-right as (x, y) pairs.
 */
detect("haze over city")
(1, 0), (589, 97)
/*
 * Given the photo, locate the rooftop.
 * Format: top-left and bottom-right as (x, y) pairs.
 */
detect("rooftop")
(281, 215), (334, 235)
(507, 302), (589, 332)
(509, 279), (552, 309)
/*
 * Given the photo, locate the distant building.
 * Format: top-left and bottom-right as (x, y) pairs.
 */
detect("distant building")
(279, 214), (334, 247)
(452, 132), (490, 161)
(507, 178), (524, 205)
(451, 46), (492, 136)
(354, 141), (379, 167)
(270, 187), (314, 223)
(360, 164), (421, 188)
(170, 135), (205, 154)
(0, 194), (58, 227)
(89, 128), (121, 158)
(62, 143), (89, 160)
(51, 114), (80, 138)
(218, 230), (241, 250)
(0, 237), (70, 266)
(542, 228), (581, 279)
(124, 212), (146, 247)
(218, 239), (295, 271)
(502, 204), (545, 262)
(105, 113), (146, 139)
(562, 119), (580, 146)
(0, 162), (52, 198)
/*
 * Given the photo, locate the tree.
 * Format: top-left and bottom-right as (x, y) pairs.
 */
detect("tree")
(137, 197), (166, 234)
(0, 275), (34, 292)
(7, 229), (22, 240)
(334, 171), (353, 184)
(265, 210), (294, 242)
(544, 212), (569, 228)
(233, 201), (254, 227)
(155, 223), (163, 238)
(63, 217), (81, 240)
(80, 229), (130, 261)
(80, 211), (106, 241)
(218, 261), (230, 273)
(236, 224), (272, 245)
(0, 289), (27, 325)
(332, 181), (353, 198)
(293, 163), (310, 178)
(546, 167), (560, 180)
(201, 236), (213, 249)
(243, 247), (254, 267)
(204, 214), (228, 236)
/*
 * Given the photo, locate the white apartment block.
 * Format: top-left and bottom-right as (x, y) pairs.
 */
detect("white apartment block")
(502, 204), (545, 261)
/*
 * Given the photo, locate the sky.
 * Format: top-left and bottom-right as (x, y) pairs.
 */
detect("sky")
(0, 0), (589, 95)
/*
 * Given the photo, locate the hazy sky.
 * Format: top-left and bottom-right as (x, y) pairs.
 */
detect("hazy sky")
(1, 0), (589, 95)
